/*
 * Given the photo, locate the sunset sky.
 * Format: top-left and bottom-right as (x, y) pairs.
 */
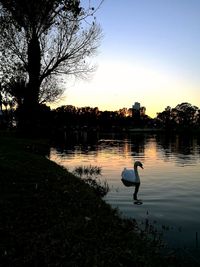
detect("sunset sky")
(58, 0), (200, 118)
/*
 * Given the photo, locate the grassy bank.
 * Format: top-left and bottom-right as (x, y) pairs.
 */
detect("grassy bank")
(0, 135), (195, 266)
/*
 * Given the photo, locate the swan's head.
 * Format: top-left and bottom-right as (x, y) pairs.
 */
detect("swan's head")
(134, 161), (143, 169)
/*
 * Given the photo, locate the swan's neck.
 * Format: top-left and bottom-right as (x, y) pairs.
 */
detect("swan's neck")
(134, 166), (140, 182)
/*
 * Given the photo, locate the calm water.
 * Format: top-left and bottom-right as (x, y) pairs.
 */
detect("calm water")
(50, 133), (200, 250)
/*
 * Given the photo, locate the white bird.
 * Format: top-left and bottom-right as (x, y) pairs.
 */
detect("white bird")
(121, 161), (143, 200)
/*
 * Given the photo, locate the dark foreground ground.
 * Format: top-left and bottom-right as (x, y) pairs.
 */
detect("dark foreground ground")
(0, 133), (198, 267)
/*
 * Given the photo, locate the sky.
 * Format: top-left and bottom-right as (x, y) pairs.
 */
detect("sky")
(56, 0), (200, 118)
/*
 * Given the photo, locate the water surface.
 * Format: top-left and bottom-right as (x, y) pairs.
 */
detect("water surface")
(50, 134), (200, 250)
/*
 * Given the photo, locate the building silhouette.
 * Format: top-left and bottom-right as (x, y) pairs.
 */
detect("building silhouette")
(132, 102), (146, 117)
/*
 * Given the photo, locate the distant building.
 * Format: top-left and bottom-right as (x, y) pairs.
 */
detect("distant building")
(132, 102), (140, 111)
(132, 102), (146, 117)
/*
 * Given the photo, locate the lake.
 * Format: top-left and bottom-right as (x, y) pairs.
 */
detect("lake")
(50, 133), (200, 251)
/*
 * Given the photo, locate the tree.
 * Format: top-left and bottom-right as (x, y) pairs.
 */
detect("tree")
(174, 102), (198, 128)
(156, 102), (199, 130)
(156, 106), (174, 129)
(0, 0), (102, 132)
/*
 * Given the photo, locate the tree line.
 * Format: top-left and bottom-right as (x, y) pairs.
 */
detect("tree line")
(1, 100), (200, 135)
(52, 102), (200, 132)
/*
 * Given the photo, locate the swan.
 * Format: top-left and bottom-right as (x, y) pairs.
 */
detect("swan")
(121, 161), (143, 200)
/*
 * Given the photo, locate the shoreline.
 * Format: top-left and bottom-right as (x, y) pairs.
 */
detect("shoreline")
(0, 135), (197, 266)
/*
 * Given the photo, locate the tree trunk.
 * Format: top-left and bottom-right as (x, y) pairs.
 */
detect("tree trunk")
(26, 33), (41, 106)
(19, 33), (41, 135)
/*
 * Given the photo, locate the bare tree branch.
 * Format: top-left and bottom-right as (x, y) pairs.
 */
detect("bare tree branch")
(0, 0), (103, 106)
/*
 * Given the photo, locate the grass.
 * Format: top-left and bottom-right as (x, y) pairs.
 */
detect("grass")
(0, 134), (197, 266)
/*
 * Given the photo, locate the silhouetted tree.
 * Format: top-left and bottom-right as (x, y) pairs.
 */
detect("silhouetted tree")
(0, 0), (102, 133)
(4, 77), (26, 109)
(156, 103), (200, 130)
(156, 106), (172, 129)
(174, 102), (198, 127)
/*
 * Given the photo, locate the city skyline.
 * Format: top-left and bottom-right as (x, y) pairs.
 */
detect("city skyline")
(55, 0), (200, 118)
